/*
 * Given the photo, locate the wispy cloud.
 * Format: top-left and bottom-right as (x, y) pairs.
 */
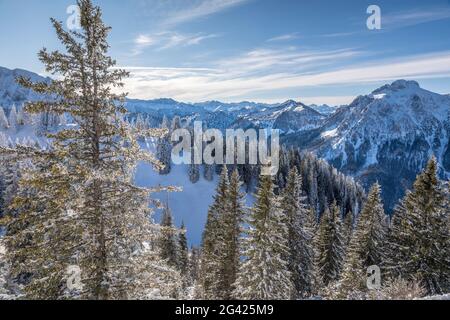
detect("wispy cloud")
(131, 35), (156, 56)
(164, 0), (251, 26)
(320, 31), (360, 38)
(118, 50), (450, 103)
(215, 47), (363, 76)
(267, 33), (301, 42)
(383, 6), (450, 29)
(157, 32), (219, 50)
(300, 96), (355, 106)
(134, 34), (154, 46)
(131, 31), (219, 55)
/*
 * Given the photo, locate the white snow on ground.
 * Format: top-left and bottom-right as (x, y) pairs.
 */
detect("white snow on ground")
(0, 128), (248, 246)
(135, 139), (253, 246)
(135, 160), (217, 246)
(135, 159), (255, 246)
(372, 93), (386, 100)
(419, 294), (450, 300)
(364, 141), (379, 167)
(321, 128), (338, 138)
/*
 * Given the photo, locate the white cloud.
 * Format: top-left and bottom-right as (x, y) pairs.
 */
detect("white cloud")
(300, 96), (355, 106)
(117, 50), (450, 103)
(164, 0), (251, 26)
(131, 34), (156, 56)
(216, 47), (363, 76)
(320, 31), (359, 38)
(130, 31), (218, 55)
(383, 6), (450, 29)
(157, 32), (219, 50)
(267, 33), (301, 42)
(135, 34), (154, 45)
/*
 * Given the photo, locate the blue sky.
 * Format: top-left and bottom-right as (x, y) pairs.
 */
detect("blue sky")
(1, 0), (450, 105)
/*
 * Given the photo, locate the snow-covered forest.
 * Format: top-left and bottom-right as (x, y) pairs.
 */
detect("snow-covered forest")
(0, 0), (449, 300)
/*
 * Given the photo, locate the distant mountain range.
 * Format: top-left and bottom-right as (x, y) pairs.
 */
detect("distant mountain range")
(0, 66), (335, 123)
(1, 66), (449, 211)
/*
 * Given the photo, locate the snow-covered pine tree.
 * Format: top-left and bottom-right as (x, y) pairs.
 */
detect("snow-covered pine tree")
(1, 162), (20, 218)
(188, 245), (203, 299)
(276, 149), (289, 190)
(142, 115), (151, 131)
(189, 246), (201, 285)
(199, 166), (229, 299)
(377, 277), (426, 300)
(234, 173), (292, 300)
(16, 108), (23, 126)
(36, 112), (49, 136)
(0, 107), (8, 130)
(177, 221), (189, 283)
(7, 106), (17, 132)
(315, 202), (345, 288)
(161, 115), (169, 130)
(171, 116), (181, 132)
(218, 169), (246, 299)
(156, 118), (172, 175)
(386, 157), (449, 295)
(0, 159), (30, 290)
(343, 211), (354, 247)
(0, 237), (12, 298)
(337, 183), (388, 298)
(307, 168), (319, 211)
(188, 162), (200, 184)
(0, 173), (5, 220)
(203, 164), (214, 181)
(159, 203), (178, 268)
(0, 0), (178, 300)
(281, 167), (315, 298)
(135, 114), (146, 131)
(17, 106), (33, 127)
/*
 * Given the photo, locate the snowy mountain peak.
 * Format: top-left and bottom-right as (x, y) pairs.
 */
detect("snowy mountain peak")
(283, 80), (450, 211)
(363, 79), (450, 122)
(390, 79), (420, 90)
(372, 79), (420, 93)
(309, 104), (336, 115)
(277, 99), (299, 109)
(371, 80), (424, 98)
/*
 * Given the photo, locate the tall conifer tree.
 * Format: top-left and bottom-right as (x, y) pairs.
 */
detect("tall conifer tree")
(159, 204), (178, 268)
(234, 174), (292, 300)
(315, 202), (345, 287)
(386, 158), (449, 294)
(338, 183), (387, 298)
(218, 169), (245, 299)
(0, 0), (178, 299)
(281, 167), (315, 298)
(200, 166), (229, 299)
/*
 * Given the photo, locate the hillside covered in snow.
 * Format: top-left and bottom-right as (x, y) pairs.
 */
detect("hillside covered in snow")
(283, 80), (450, 210)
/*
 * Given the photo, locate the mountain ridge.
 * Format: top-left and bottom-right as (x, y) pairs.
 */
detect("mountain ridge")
(0, 66), (335, 116)
(283, 79), (450, 211)
(1, 65), (449, 211)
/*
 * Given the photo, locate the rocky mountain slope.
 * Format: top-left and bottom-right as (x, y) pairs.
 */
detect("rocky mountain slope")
(283, 80), (450, 210)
